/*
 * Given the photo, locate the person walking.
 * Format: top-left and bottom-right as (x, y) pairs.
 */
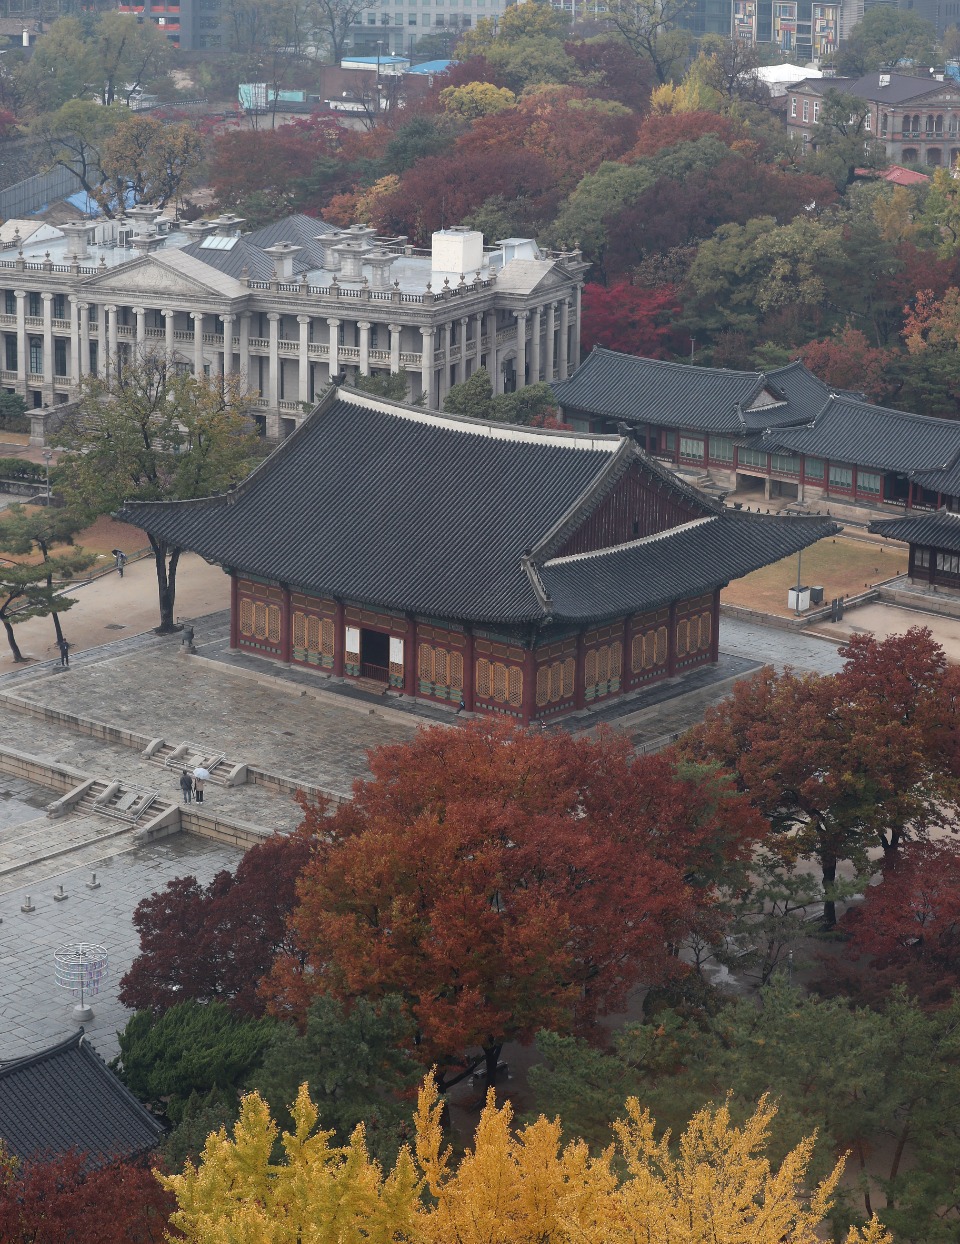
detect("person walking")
(179, 771), (193, 803)
(114, 549), (127, 578)
(193, 774), (205, 804)
(56, 636), (70, 668)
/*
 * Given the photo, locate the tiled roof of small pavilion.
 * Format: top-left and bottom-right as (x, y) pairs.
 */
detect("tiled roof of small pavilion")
(762, 395), (960, 476)
(552, 348), (834, 434)
(0, 1031), (164, 1168)
(868, 508), (960, 553)
(117, 388), (839, 626)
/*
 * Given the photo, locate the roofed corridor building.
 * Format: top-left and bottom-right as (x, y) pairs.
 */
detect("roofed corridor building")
(118, 386), (836, 725)
(554, 348), (960, 523)
(0, 211), (584, 441)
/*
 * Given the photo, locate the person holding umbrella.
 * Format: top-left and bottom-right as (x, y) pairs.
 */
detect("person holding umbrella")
(192, 766), (209, 804)
(112, 548), (126, 578)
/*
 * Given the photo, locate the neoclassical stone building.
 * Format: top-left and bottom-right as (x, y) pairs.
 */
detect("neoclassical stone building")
(0, 209), (585, 440)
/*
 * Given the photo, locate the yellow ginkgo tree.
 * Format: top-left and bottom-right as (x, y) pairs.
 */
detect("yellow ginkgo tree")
(159, 1080), (892, 1244)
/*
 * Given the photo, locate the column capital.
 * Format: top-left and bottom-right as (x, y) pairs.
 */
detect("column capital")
(14, 289), (25, 300)
(104, 304), (118, 314)
(420, 325), (434, 339)
(388, 322), (402, 333)
(459, 315), (468, 325)
(357, 320), (371, 331)
(297, 314), (311, 325)
(40, 291), (53, 302)
(161, 307), (174, 318)
(132, 305), (145, 316)
(514, 309), (529, 321)
(267, 311), (281, 322)
(220, 313), (235, 323)
(326, 317), (341, 328)
(78, 301), (89, 311)
(190, 311), (204, 322)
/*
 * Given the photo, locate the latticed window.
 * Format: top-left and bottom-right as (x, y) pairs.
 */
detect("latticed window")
(293, 613), (306, 648)
(239, 598), (254, 635)
(700, 611), (712, 650)
(536, 666), (550, 706)
(493, 662), (507, 702)
(450, 652), (464, 690)
(267, 606), (280, 644)
(584, 650), (596, 686)
(307, 616), (320, 650)
(419, 643), (432, 678)
(676, 618), (689, 657)
(655, 626), (667, 664)
(549, 662), (563, 701)
(507, 667), (522, 707)
(476, 658), (491, 696)
(434, 647), (448, 686)
(253, 601), (267, 639)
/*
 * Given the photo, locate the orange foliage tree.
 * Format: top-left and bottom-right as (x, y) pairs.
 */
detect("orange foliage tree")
(263, 720), (766, 1089)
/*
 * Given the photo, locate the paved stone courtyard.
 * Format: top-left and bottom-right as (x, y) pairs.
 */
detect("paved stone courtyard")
(1, 829), (245, 1062)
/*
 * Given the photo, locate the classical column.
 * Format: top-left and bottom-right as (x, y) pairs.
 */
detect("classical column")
(133, 305), (146, 353)
(357, 319), (371, 375)
(486, 309), (500, 394)
(327, 317), (340, 382)
(239, 312), (251, 385)
(420, 325), (434, 408)
(106, 304), (118, 376)
(14, 290), (25, 390)
(514, 310), (528, 391)
(530, 305), (542, 383)
(558, 300), (570, 380)
(220, 313), (235, 376)
(456, 316), (468, 385)
(473, 311), (483, 377)
(440, 321), (452, 401)
(68, 295), (80, 386)
(545, 301), (556, 381)
(41, 292), (53, 392)
(191, 311), (204, 377)
(389, 322), (401, 374)
(296, 314), (310, 400)
(162, 307), (174, 361)
(79, 301), (90, 378)
(266, 312), (280, 407)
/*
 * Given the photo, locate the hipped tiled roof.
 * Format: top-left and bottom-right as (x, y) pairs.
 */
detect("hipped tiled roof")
(552, 349), (833, 434)
(0, 1031), (164, 1168)
(868, 508), (960, 552)
(118, 389), (837, 626)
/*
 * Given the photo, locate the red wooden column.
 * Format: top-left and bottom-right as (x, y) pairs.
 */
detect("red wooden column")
(404, 617), (417, 697)
(229, 574), (239, 648)
(279, 586), (292, 663)
(333, 599), (345, 677)
(710, 587), (721, 663)
(521, 646), (536, 726)
(574, 629), (586, 710)
(667, 602), (678, 677)
(462, 630), (475, 712)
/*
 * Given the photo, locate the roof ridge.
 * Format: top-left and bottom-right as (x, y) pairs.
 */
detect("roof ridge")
(544, 514), (718, 566)
(0, 1030), (81, 1074)
(592, 345), (763, 381)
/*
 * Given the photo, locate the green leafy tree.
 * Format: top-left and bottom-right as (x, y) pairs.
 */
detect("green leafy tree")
(0, 392), (28, 432)
(56, 351), (258, 633)
(0, 504), (94, 649)
(352, 369), (418, 402)
(837, 7), (938, 77)
(250, 995), (421, 1165)
(31, 101), (122, 212)
(0, 557), (87, 662)
(444, 370), (559, 424)
(808, 90), (887, 190)
(116, 1000), (276, 1123)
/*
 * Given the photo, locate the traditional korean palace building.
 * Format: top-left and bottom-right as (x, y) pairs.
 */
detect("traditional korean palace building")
(0, 209), (584, 440)
(118, 387), (835, 724)
(868, 509), (960, 596)
(554, 348), (960, 522)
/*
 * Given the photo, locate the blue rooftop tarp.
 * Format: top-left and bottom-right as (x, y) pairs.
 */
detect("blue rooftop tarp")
(65, 188), (135, 217)
(406, 59), (455, 74)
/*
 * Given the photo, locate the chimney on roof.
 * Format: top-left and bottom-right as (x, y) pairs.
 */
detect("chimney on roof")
(126, 204), (162, 230)
(131, 230), (166, 255)
(364, 248), (396, 289)
(181, 219), (218, 240)
(59, 220), (97, 261)
(263, 240), (301, 282)
(211, 212), (245, 236)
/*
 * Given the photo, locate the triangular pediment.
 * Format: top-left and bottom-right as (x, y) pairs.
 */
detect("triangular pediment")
(81, 250), (247, 302)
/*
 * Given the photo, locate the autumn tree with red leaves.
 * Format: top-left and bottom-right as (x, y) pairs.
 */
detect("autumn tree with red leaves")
(801, 326), (893, 402)
(119, 827), (314, 1017)
(263, 720), (765, 1088)
(844, 840), (960, 1005)
(678, 629), (958, 926)
(580, 282), (682, 357)
(0, 1148), (173, 1244)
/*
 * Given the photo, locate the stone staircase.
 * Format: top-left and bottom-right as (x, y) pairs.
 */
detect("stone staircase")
(142, 740), (246, 787)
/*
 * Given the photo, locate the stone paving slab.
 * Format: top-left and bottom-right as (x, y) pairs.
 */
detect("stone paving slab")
(718, 617), (847, 676)
(0, 813), (135, 875)
(0, 833), (243, 1062)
